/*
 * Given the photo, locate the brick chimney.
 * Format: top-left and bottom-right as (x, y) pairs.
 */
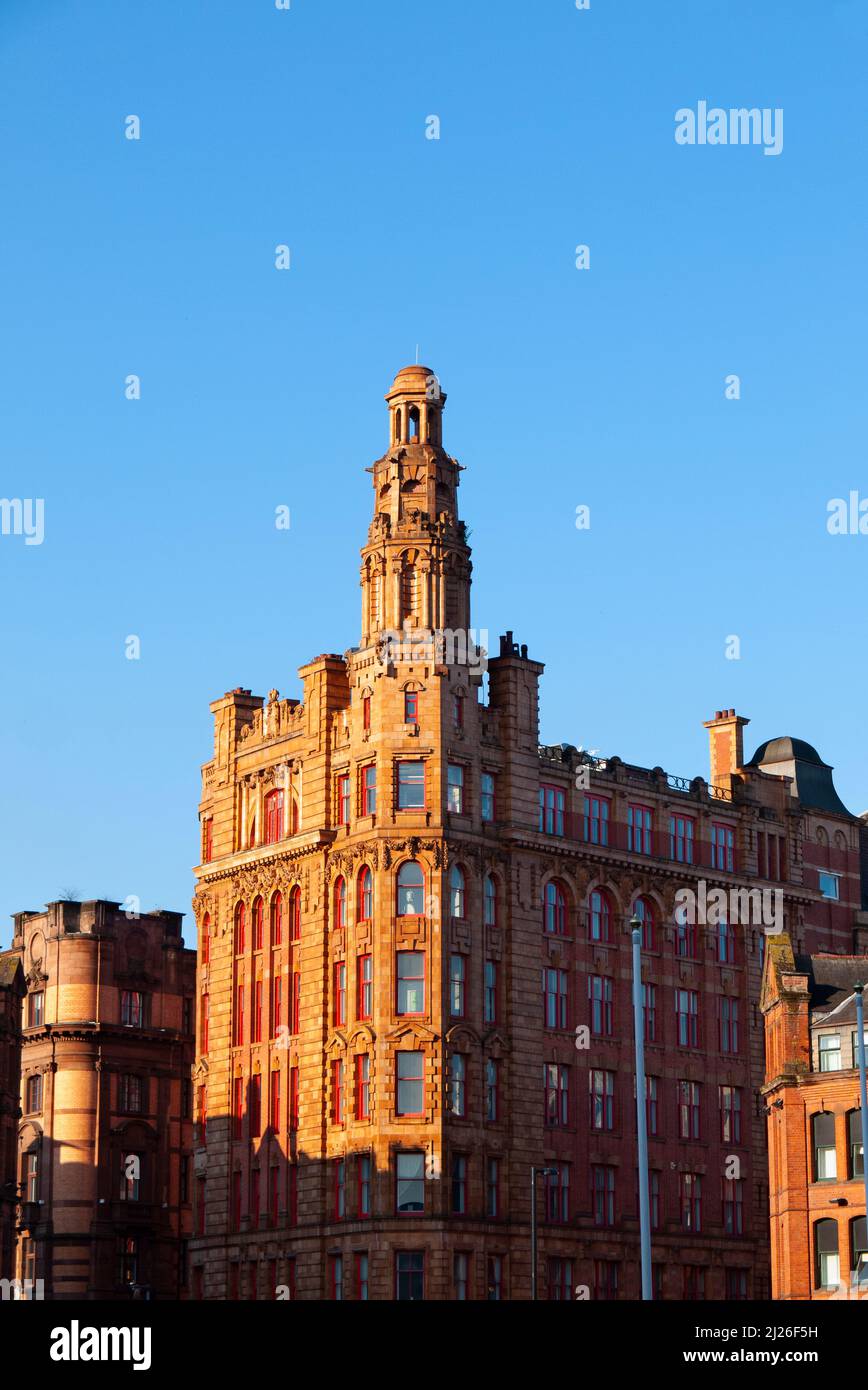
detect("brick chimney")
(703, 708), (749, 787)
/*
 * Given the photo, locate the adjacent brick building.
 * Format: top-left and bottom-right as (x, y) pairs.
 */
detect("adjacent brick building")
(4, 899), (195, 1299)
(763, 938), (868, 1299)
(0, 955), (24, 1284)
(190, 364), (864, 1300)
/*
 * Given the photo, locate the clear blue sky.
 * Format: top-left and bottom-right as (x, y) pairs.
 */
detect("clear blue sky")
(1, 0), (866, 948)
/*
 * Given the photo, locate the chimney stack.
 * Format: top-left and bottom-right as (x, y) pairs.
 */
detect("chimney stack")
(703, 708), (750, 788)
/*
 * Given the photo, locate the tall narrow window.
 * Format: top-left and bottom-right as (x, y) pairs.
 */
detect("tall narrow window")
(539, 785), (565, 836)
(634, 896), (655, 950)
(543, 967), (568, 1029)
(592, 1166), (615, 1227)
(675, 989), (699, 1047)
(289, 885), (301, 940)
(584, 795), (610, 846)
(120, 991), (143, 1027)
(396, 1153), (425, 1213)
(252, 897), (264, 952)
(849, 1110), (865, 1179)
(362, 766), (376, 817)
(448, 1054), (466, 1118)
(270, 1070), (281, 1130)
(669, 814), (695, 864)
(264, 789), (284, 844)
(397, 759), (425, 808)
(449, 954), (466, 1018)
(481, 772), (495, 822)
(589, 975), (613, 1036)
(397, 1052), (424, 1116)
(815, 1219), (839, 1290)
(590, 1070), (615, 1131)
(333, 876), (347, 929)
(447, 764), (464, 814)
(544, 881), (567, 935)
(396, 951), (425, 1015)
(813, 1112), (837, 1181)
(720, 1085), (742, 1144)
(252, 978), (263, 1042)
(358, 1154), (372, 1216)
(397, 860), (425, 915)
(249, 1074), (261, 1137)
(270, 892), (282, 947)
(710, 822), (735, 872)
(362, 694), (371, 731)
(271, 963), (282, 1035)
(627, 804), (652, 854)
(484, 874), (497, 926)
(337, 774), (351, 826)
(451, 1154), (467, 1214)
(203, 817), (213, 863)
(357, 954), (372, 1020)
(234, 903), (246, 956)
(589, 889), (612, 943)
(544, 1063), (569, 1127)
(486, 1158), (500, 1217)
(449, 865), (465, 919)
(358, 866), (373, 920)
(332, 1059), (345, 1125)
(356, 1054), (371, 1121)
(720, 998), (739, 1054)
(484, 961), (498, 1024)
(334, 962), (347, 1026)
(485, 1059), (499, 1122)
(403, 690), (418, 724)
(677, 1080), (701, 1139)
(395, 1250), (424, 1301)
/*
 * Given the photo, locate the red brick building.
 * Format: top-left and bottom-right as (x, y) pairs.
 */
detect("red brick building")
(763, 939), (868, 1300)
(5, 899), (195, 1299)
(189, 365), (864, 1300)
(0, 955), (24, 1285)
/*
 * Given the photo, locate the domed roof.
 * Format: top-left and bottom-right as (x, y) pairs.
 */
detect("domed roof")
(390, 364), (434, 389)
(747, 736), (826, 768)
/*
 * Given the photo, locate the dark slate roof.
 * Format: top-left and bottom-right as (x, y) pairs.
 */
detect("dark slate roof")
(746, 736), (853, 817)
(0, 954), (23, 988)
(795, 953), (868, 1025)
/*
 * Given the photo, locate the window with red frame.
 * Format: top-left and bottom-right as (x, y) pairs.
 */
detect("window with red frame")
(396, 1153), (425, 1213)
(356, 1054), (371, 1120)
(334, 1158), (346, 1219)
(233, 973), (244, 1046)
(198, 1084), (207, 1143)
(264, 789), (284, 844)
(332, 1059), (345, 1125)
(201, 994), (209, 1053)
(403, 689), (418, 723)
(397, 760), (425, 809)
(395, 1250), (424, 1301)
(589, 974), (613, 1036)
(485, 1157), (500, 1217)
(485, 1059), (499, 1122)
(355, 1253), (369, 1301)
(329, 1254), (343, 1301)
(250, 1169), (260, 1229)
(481, 771), (495, 822)
(487, 1256), (504, 1301)
(483, 874), (497, 926)
(644, 1074), (659, 1136)
(590, 1068), (615, 1131)
(669, 813), (695, 864)
(723, 1177), (744, 1235)
(201, 914), (210, 964)
(448, 1053), (466, 1117)
(449, 864), (465, 918)
(592, 1165), (615, 1226)
(720, 997), (740, 1054)
(358, 1154), (372, 1217)
(584, 795), (610, 846)
(675, 904), (696, 958)
(547, 1258), (573, 1301)
(271, 965), (282, 1036)
(680, 1173), (702, 1232)
(544, 1062), (569, 1127)
(203, 817), (213, 863)
(269, 1070), (280, 1130)
(451, 1153), (467, 1214)
(447, 763), (465, 814)
(453, 692), (464, 728)
(289, 1067), (298, 1131)
(720, 1085), (742, 1143)
(357, 865), (373, 920)
(539, 784), (565, 836)
(290, 969), (300, 1035)
(397, 1052), (424, 1116)
(717, 918), (736, 964)
(252, 978), (263, 1043)
(675, 988), (700, 1047)
(289, 885), (301, 940)
(396, 951), (425, 1015)
(357, 954), (372, 1020)
(333, 876), (347, 929)
(337, 774), (350, 826)
(642, 982), (657, 1042)
(449, 954), (466, 1018)
(249, 1074), (261, 1138)
(397, 860), (425, 915)
(543, 967), (568, 1029)
(362, 695), (371, 731)
(627, 803), (652, 854)
(484, 960), (497, 1024)
(711, 822), (735, 872)
(234, 903), (246, 955)
(634, 895), (655, 950)
(545, 1164), (570, 1223)
(196, 1177), (206, 1237)
(231, 1172), (242, 1231)
(361, 765), (376, 816)
(648, 1170), (661, 1229)
(334, 961), (347, 1026)
(544, 880), (567, 934)
(270, 892), (282, 947)
(589, 888), (612, 942)
(677, 1079), (701, 1139)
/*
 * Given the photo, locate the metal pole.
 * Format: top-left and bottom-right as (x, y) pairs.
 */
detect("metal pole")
(631, 917), (653, 1300)
(854, 985), (868, 1285)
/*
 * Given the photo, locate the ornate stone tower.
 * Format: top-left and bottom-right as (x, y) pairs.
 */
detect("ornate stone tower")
(359, 365), (472, 645)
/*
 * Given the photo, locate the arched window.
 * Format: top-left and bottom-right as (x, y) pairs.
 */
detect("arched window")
(201, 913), (210, 965)
(544, 881), (567, 936)
(408, 405), (420, 441)
(270, 893), (282, 948)
(450, 865), (466, 920)
(814, 1218), (840, 1290)
(397, 861), (425, 917)
(333, 877), (347, 930)
(252, 897), (264, 952)
(634, 896), (655, 951)
(289, 885), (301, 941)
(234, 903), (246, 956)
(358, 867), (373, 922)
(484, 875), (497, 927)
(589, 889), (611, 943)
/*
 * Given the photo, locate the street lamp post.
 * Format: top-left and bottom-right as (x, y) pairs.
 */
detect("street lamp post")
(853, 984), (868, 1287)
(630, 914), (653, 1300)
(530, 1165), (557, 1300)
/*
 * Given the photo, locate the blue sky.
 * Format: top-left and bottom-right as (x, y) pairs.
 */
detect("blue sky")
(1, 0), (866, 947)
